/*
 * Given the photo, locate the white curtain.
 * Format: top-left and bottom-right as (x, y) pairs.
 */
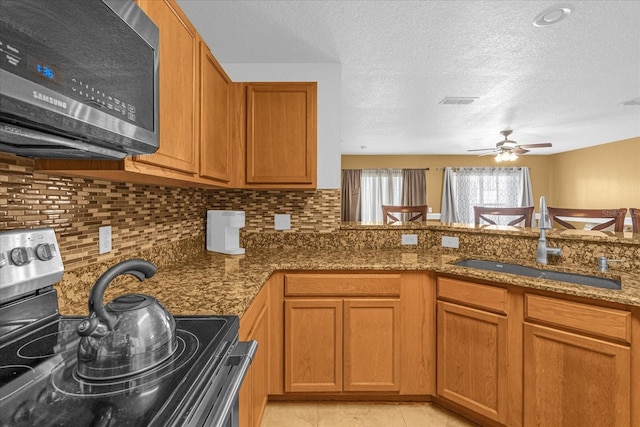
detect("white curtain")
(441, 167), (534, 224)
(361, 169), (403, 222)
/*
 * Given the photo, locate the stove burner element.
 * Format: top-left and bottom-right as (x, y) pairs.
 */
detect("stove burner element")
(51, 330), (198, 398)
(18, 331), (75, 359)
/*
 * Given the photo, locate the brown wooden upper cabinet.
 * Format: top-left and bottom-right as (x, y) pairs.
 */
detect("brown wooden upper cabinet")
(199, 42), (232, 185)
(34, 1), (317, 191)
(35, 0), (221, 188)
(244, 83), (317, 189)
(133, 0), (198, 174)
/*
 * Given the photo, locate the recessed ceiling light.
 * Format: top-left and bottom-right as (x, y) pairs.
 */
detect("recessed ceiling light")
(533, 5), (573, 27)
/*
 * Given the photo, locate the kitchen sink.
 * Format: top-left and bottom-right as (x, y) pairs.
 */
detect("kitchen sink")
(454, 259), (621, 290)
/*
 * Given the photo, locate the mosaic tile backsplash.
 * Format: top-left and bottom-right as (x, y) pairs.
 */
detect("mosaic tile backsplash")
(0, 154), (341, 271)
(1, 153), (636, 280)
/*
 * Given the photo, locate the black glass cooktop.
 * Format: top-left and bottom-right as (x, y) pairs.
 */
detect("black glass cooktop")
(0, 315), (237, 427)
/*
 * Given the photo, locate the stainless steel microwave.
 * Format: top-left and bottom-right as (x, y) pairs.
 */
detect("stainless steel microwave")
(0, 0), (159, 159)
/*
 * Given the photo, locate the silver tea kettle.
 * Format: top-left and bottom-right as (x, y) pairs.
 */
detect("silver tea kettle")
(76, 259), (177, 380)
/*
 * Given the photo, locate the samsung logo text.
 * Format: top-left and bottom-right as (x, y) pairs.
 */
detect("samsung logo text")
(32, 91), (67, 109)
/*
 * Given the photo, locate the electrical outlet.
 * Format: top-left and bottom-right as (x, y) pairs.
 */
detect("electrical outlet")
(99, 226), (112, 254)
(274, 214), (291, 231)
(441, 236), (459, 248)
(401, 234), (418, 245)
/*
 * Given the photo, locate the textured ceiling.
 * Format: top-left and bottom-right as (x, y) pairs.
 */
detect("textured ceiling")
(177, 0), (640, 155)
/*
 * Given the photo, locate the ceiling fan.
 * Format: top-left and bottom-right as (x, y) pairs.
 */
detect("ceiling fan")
(468, 130), (553, 161)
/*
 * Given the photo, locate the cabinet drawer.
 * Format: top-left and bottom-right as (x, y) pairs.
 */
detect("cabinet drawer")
(524, 294), (631, 343)
(284, 274), (401, 297)
(437, 277), (508, 314)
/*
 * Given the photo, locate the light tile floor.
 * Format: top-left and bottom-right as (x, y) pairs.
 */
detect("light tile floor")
(260, 402), (479, 427)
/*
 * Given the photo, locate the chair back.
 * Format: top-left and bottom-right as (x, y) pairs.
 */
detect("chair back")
(474, 206), (534, 227)
(547, 207), (627, 232)
(382, 205), (428, 224)
(630, 208), (639, 233)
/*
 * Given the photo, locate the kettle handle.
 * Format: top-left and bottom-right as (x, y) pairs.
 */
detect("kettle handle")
(88, 259), (157, 330)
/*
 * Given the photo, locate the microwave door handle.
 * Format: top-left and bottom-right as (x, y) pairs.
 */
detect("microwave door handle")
(0, 124), (128, 159)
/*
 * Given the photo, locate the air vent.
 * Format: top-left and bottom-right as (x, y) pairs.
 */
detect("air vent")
(621, 98), (640, 106)
(439, 97), (478, 105)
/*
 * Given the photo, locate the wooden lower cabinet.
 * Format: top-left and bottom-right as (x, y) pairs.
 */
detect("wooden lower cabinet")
(437, 301), (508, 424)
(284, 297), (400, 393)
(239, 283), (269, 427)
(281, 272), (433, 395)
(241, 272), (638, 427)
(523, 323), (630, 427)
(343, 299), (401, 392)
(284, 299), (343, 392)
(523, 296), (633, 427)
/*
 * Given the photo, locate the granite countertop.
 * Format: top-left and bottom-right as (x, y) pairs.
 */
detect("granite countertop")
(57, 248), (640, 318)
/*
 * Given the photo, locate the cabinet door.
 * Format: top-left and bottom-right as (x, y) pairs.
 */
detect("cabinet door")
(343, 299), (400, 392)
(284, 299), (342, 392)
(437, 301), (508, 424)
(249, 304), (269, 426)
(134, 0), (198, 173)
(239, 285), (269, 427)
(523, 323), (630, 427)
(199, 42), (231, 184)
(246, 83), (316, 187)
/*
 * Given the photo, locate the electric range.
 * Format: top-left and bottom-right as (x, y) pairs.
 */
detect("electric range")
(0, 228), (256, 427)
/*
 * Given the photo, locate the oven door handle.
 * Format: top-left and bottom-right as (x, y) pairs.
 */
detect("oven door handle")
(201, 340), (258, 427)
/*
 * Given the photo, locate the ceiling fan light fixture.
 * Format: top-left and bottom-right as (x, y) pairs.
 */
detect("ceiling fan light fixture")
(495, 151), (518, 162)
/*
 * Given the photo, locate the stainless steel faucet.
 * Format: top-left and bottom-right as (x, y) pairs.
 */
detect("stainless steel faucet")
(536, 196), (561, 264)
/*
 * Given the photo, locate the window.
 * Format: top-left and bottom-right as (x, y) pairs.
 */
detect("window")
(360, 169), (403, 222)
(441, 167), (533, 224)
(341, 169), (427, 222)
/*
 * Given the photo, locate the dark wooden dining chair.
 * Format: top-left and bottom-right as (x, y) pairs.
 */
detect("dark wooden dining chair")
(546, 207), (628, 232)
(630, 208), (639, 233)
(382, 205), (428, 224)
(473, 206), (535, 227)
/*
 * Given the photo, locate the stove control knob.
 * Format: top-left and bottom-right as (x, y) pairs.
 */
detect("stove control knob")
(35, 243), (55, 261)
(10, 247), (30, 266)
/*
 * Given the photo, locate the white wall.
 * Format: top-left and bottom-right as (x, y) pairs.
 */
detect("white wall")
(222, 63), (341, 189)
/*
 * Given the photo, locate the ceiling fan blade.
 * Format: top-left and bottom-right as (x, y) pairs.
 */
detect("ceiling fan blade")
(514, 148), (530, 154)
(518, 143), (552, 148)
(478, 151), (499, 157)
(467, 147), (497, 152)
